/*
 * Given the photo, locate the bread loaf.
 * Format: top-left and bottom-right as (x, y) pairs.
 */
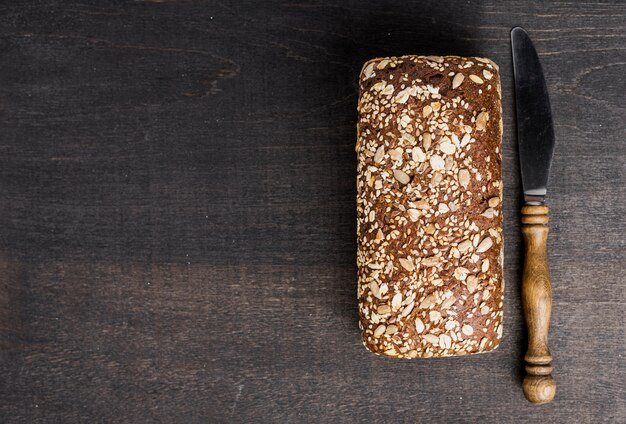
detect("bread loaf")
(356, 55), (503, 358)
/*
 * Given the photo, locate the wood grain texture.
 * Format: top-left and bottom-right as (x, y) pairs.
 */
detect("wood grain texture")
(0, 1), (624, 422)
(521, 205), (555, 404)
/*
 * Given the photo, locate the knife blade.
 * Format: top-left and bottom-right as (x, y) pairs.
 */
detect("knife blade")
(511, 26), (555, 204)
(511, 26), (557, 405)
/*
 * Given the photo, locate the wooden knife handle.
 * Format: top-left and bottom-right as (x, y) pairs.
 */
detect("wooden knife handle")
(520, 204), (556, 404)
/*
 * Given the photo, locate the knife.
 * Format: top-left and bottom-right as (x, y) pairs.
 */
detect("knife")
(511, 26), (557, 404)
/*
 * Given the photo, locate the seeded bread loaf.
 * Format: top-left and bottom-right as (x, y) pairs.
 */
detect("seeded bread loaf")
(356, 55), (503, 358)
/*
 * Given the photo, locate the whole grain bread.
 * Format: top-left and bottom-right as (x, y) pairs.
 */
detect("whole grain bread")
(356, 55), (503, 358)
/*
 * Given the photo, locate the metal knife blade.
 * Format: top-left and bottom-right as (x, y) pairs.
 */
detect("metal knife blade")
(511, 27), (555, 204)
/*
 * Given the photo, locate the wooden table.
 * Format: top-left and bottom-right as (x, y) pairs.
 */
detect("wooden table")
(1, 1), (624, 422)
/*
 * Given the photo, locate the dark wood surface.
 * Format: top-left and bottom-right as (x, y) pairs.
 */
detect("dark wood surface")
(1, 1), (624, 422)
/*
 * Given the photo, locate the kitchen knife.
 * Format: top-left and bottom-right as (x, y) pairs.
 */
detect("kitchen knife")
(511, 26), (557, 404)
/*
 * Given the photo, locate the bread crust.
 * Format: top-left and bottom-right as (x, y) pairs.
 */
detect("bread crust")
(356, 55), (503, 358)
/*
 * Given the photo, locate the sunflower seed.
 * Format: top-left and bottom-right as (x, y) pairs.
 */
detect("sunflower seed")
(369, 281), (381, 298)
(441, 295), (457, 310)
(374, 145), (385, 163)
(462, 324), (474, 336)
(374, 324), (386, 337)
(454, 267), (469, 281)
(489, 228), (500, 241)
(402, 132), (416, 144)
(391, 293), (403, 310)
(483, 69), (493, 80)
(399, 258), (415, 272)
(407, 209), (420, 222)
(421, 256), (440, 267)
(481, 208), (495, 218)
(394, 88), (411, 104)
(372, 81), (386, 91)
(423, 133), (432, 150)
(476, 237), (493, 253)
(385, 324), (398, 335)
(452, 73), (465, 89)
(377, 304), (391, 315)
(483, 289), (491, 301)
(389, 148), (403, 161)
(439, 334), (452, 349)
(423, 105), (433, 118)
(376, 59), (390, 69)
(381, 84), (394, 96)
(482, 259), (490, 273)
(476, 111), (489, 131)
(414, 200), (430, 210)
(401, 301), (415, 317)
(363, 62), (375, 79)
(430, 171), (443, 187)
(419, 293), (436, 308)
(466, 275), (479, 293)
(415, 318), (425, 333)
(469, 74), (484, 84)
(458, 169), (470, 188)
(412, 146), (426, 162)
(423, 334), (439, 345)
(424, 55), (444, 63)
(479, 337), (488, 350)
(439, 139), (456, 155)
(458, 239), (472, 253)
(429, 310), (442, 322)
(488, 197), (500, 207)
(393, 169), (411, 185)
(430, 154), (445, 170)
